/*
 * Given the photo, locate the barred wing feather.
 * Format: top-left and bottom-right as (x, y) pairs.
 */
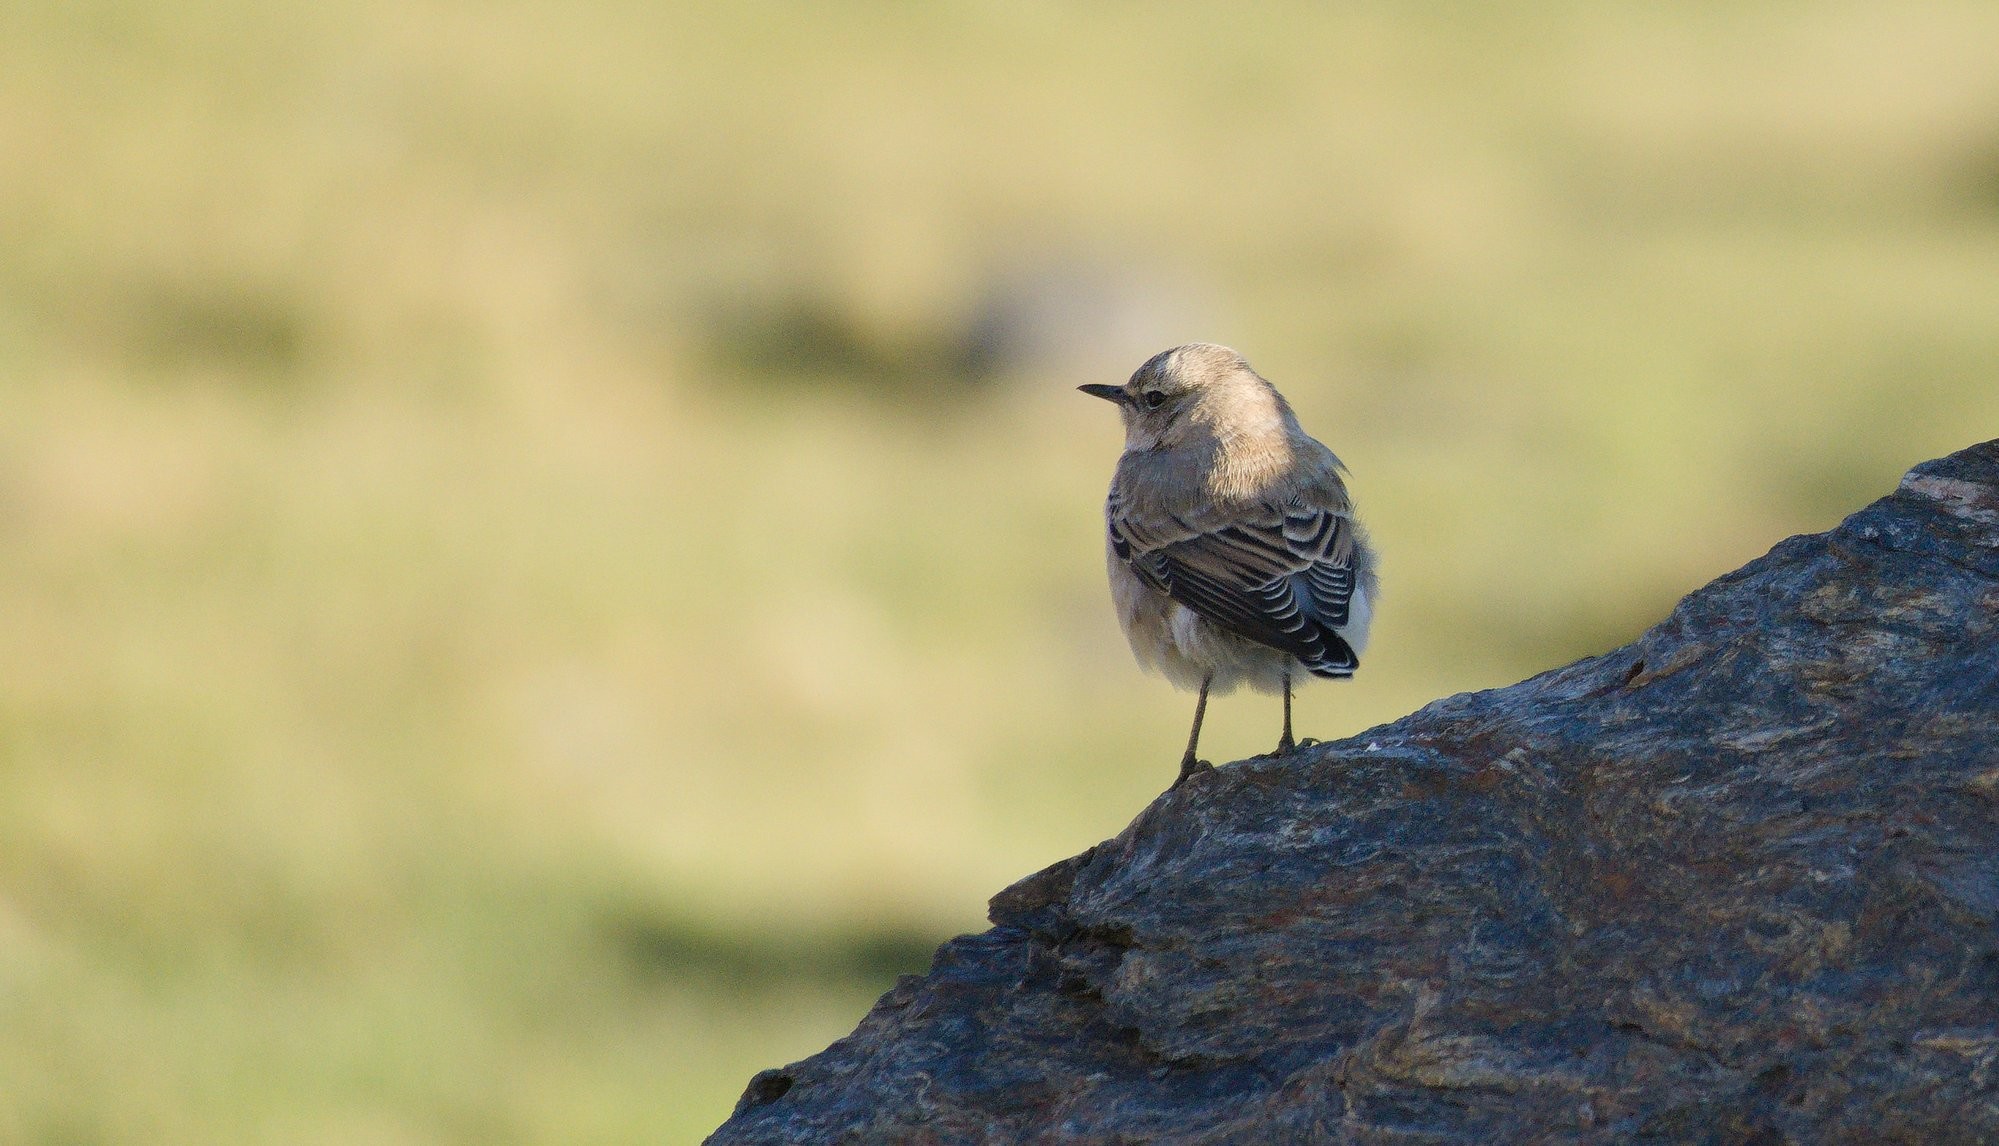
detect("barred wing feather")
(1108, 497), (1361, 677)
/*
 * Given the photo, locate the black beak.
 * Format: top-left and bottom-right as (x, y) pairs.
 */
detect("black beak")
(1077, 384), (1127, 405)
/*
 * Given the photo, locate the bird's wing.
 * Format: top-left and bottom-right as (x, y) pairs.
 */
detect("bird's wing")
(1108, 494), (1361, 677)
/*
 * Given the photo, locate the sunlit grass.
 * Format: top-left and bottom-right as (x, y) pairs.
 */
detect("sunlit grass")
(2, 1), (1998, 1140)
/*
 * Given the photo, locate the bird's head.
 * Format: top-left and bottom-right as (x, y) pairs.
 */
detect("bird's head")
(1079, 343), (1286, 451)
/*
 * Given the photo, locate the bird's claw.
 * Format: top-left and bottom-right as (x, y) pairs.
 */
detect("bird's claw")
(1170, 757), (1213, 790)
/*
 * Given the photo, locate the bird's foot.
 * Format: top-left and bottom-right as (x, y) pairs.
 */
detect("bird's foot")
(1170, 755), (1213, 790)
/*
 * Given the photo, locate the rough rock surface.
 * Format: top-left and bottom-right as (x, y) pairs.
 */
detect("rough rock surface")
(710, 441), (1999, 1145)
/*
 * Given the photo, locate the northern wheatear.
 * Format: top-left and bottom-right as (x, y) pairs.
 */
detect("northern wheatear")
(1080, 343), (1377, 789)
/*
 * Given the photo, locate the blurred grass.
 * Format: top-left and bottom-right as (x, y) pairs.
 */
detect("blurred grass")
(3, 1), (1999, 1141)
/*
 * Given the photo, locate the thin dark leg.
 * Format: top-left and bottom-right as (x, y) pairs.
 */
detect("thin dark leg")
(1278, 672), (1296, 755)
(1172, 675), (1213, 789)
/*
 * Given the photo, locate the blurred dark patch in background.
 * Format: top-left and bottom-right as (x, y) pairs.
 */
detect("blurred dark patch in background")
(701, 257), (1205, 399)
(125, 279), (319, 382)
(1950, 132), (1999, 215)
(702, 289), (977, 395)
(607, 909), (942, 994)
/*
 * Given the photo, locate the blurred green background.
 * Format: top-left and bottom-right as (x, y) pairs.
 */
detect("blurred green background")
(3, 2), (1998, 1141)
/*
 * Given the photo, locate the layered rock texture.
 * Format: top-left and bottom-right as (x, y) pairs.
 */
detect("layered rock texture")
(710, 441), (1999, 1145)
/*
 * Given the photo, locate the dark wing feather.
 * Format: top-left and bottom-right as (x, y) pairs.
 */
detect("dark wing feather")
(1109, 497), (1361, 677)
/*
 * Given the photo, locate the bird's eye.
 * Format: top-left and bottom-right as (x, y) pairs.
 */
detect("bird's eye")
(1142, 390), (1167, 409)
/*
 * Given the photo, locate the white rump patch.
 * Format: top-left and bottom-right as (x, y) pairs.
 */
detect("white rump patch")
(1338, 586), (1373, 656)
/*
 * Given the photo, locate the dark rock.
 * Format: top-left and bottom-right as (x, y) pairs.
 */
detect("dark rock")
(709, 441), (1999, 1145)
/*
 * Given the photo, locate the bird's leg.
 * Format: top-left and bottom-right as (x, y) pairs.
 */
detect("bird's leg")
(1173, 675), (1213, 789)
(1277, 671), (1296, 755)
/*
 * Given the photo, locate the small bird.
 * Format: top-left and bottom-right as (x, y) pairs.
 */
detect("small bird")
(1080, 343), (1377, 789)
